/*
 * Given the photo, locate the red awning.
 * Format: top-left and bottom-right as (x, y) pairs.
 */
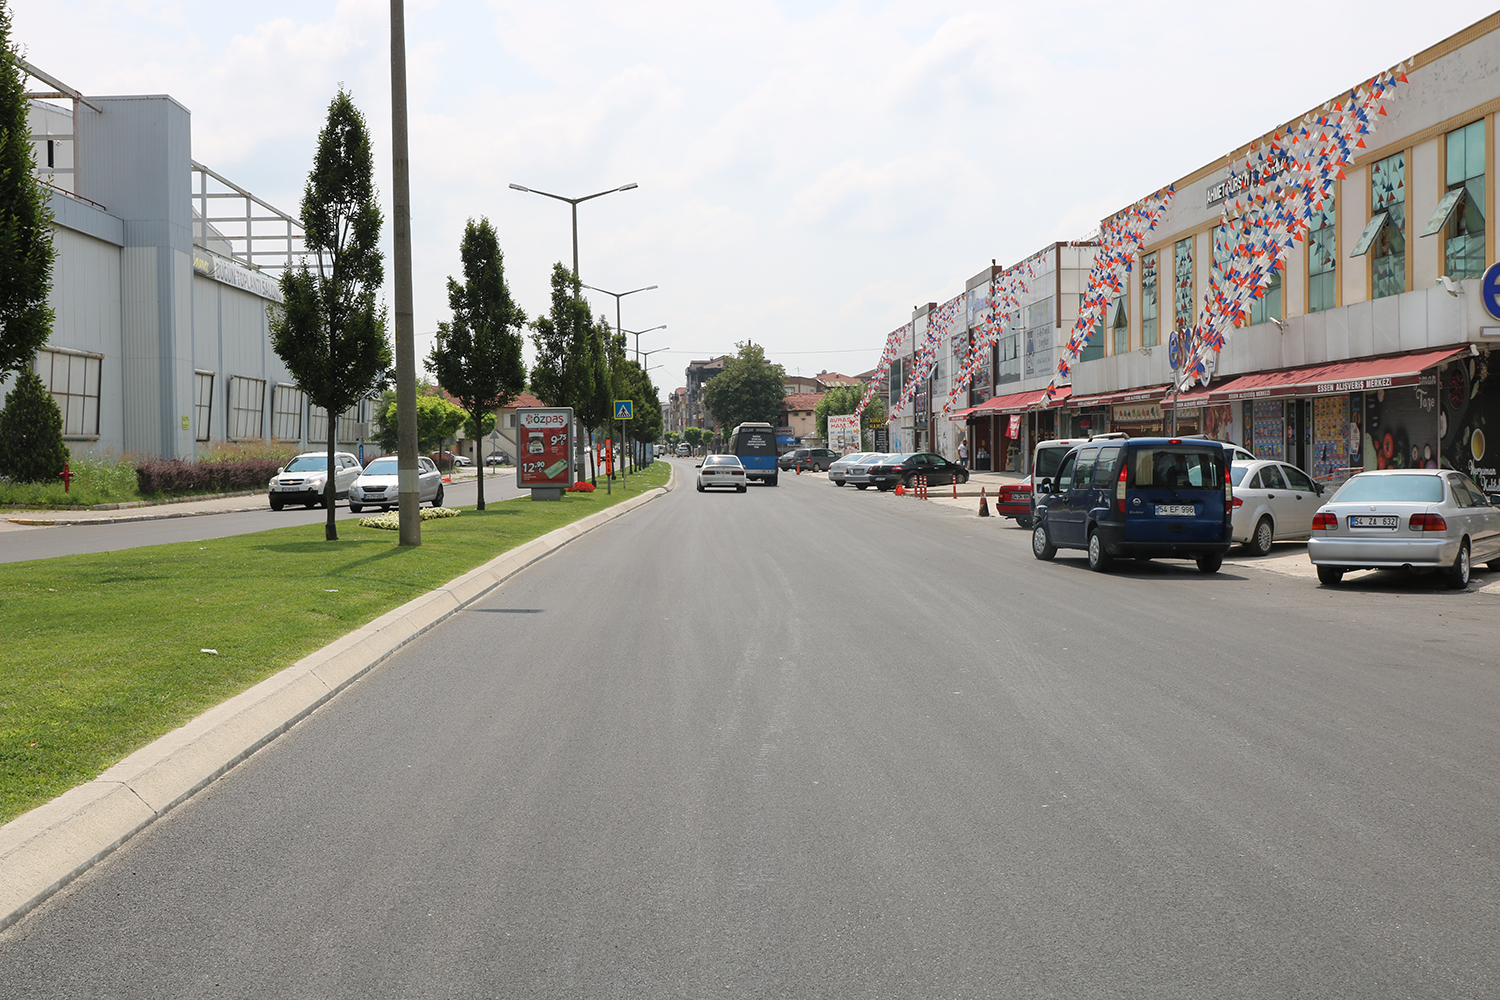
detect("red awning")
(1169, 347), (1471, 405)
(967, 385), (1071, 416)
(1067, 384), (1169, 409)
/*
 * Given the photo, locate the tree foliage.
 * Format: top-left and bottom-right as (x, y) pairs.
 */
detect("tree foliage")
(372, 385), (465, 453)
(530, 265), (612, 480)
(0, 6), (55, 379)
(427, 217), (526, 509)
(269, 89), (390, 540)
(815, 382), (884, 441)
(701, 341), (785, 431)
(0, 370), (66, 482)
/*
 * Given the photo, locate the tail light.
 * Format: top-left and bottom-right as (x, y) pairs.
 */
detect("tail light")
(1409, 513), (1448, 531)
(1115, 463), (1128, 512)
(1231, 496), (1244, 508)
(1312, 511), (1337, 530)
(1223, 462), (1233, 515)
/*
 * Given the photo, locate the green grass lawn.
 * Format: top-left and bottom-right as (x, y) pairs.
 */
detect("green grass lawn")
(0, 463), (668, 824)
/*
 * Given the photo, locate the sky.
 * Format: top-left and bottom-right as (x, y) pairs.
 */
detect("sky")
(16, 1), (1500, 401)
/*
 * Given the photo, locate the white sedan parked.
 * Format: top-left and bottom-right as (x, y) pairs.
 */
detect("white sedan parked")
(696, 454), (748, 492)
(348, 455), (444, 512)
(1230, 459), (1327, 555)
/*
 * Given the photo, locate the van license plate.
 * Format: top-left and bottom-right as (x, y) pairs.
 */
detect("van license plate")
(1156, 504), (1195, 516)
(1350, 515), (1398, 528)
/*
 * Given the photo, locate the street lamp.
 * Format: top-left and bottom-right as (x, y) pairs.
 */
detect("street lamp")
(581, 283), (657, 358)
(508, 182), (638, 281)
(621, 325), (667, 364)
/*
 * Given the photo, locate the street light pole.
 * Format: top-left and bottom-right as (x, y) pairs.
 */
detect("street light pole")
(580, 283), (658, 360)
(390, 0), (420, 546)
(508, 182), (638, 281)
(621, 325), (667, 364)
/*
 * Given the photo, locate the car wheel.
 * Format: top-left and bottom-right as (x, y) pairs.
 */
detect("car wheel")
(855, 484), (869, 490)
(434, 485), (444, 507)
(1445, 540), (1471, 589)
(737, 485), (747, 493)
(1016, 514), (1032, 529)
(1196, 553), (1223, 574)
(1087, 530), (1113, 572)
(1317, 565), (1345, 586)
(769, 475), (778, 487)
(902, 474), (914, 489)
(270, 498), (284, 511)
(349, 503), (363, 513)
(696, 481), (705, 492)
(1032, 523), (1056, 561)
(959, 471), (969, 484)
(1247, 516), (1274, 556)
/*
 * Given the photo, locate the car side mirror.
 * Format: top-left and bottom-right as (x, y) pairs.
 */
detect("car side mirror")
(276, 467), (284, 475)
(695, 463), (703, 468)
(1314, 482), (1324, 495)
(1037, 478), (1052, 494)
(1489, 493), (1500, 507)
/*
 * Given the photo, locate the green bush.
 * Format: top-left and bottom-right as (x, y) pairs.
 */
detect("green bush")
(0, 372), (67, 484)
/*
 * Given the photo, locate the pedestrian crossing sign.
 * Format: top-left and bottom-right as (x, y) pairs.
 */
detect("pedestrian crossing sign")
(614, 400), (633, 420)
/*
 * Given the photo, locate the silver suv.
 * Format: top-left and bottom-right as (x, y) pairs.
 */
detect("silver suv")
(268, 451), (363, 510)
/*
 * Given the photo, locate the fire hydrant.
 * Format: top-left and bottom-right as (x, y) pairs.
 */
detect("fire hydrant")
(59, 462), (73, 493)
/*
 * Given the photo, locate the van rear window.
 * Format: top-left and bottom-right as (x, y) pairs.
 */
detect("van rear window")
(1133, 448), (1223, 489)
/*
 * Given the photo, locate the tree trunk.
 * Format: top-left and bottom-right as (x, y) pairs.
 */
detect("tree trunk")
(325, 416), (338, 541)
(473, 407), (486, 511)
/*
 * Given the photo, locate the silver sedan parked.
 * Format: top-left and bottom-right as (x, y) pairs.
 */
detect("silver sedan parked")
(827, 452), (875, 486)
(1307, 469), (1500, 587)
(1230, 460), (1326, 555)
(348, 455), (444, 512)
(843, 453), (892, 491)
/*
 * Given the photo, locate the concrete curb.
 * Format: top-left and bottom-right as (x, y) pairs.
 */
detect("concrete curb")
(0, 472), (674, 933)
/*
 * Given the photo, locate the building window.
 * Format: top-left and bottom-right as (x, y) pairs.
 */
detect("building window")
(337, 403), (361, 443)
(1140, 251), (1159, 348)
(35, 348), (102, 438)
(1249, 269), (1282, 328)
(1173, 237), (1193, 347)
(271, 383), (304, 441)
(227, 376), (266, 440)
(1370, 152), (1406, 299)
(1308, 193), (1337, 313)
(1079, 293), (1104, 362)
(1443, 120), (1486, 279)
(1109, 291), (1129, 356)
(307, 405), (329, 445)
(194, 371), (214, 442)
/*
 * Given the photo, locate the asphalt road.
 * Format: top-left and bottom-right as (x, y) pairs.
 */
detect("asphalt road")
(0, 471), (528, 563)
(2, 459), (1495, 998)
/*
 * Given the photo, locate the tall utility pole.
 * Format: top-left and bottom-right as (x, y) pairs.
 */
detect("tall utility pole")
(390, 0), (420, 545)
(507, 183), (638, 281)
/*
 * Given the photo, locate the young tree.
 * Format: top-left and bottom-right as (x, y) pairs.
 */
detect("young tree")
(427, 218), (526, 510)
(702, 341), (786, 431)
(0, 4), (55, 380)
(0, 371), (65, 483)
(270, 90), (390, 541)
(373, 391), (465, 453)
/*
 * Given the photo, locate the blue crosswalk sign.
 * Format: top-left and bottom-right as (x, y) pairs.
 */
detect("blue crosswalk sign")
(614, 400), (633, 420)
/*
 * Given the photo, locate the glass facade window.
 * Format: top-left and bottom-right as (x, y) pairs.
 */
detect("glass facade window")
(1445, 120), (1486, 279)
(1078, 293), (1104, 362)
(227, 376), (266, 440)
(35, 348), (102, 438)
(1173, 237), (1193, 346)
(271, 384), (303, 441)
(1110, 291), (1129, 356)
(997, 321), (1021, 385)
(1249, 270), (1282, 327)
(1141, 251), (1159, 348)
(194, 371), (214, 442)
(1308, 194), (1337, 313)
(1371, 152), (1406, 299)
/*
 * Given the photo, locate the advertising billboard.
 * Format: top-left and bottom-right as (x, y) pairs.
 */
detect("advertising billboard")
(828, 414), (861, 452)
(516, 407), (575, 494)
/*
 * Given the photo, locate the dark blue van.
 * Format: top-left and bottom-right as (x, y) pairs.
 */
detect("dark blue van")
(1031, 437), (1233, 573)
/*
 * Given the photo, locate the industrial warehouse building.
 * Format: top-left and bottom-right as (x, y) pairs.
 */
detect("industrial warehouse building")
(15, 63), (375, 462)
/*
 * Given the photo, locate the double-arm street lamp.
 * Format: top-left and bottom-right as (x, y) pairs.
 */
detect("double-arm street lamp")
(581, 283), (657, 357)
(621, 325), (667, 364)
(508, 182), (638, 281)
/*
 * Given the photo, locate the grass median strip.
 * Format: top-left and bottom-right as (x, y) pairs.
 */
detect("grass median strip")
(0, 465), (667, 824)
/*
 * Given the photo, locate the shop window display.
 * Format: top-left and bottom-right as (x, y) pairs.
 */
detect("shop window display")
(1439, 353), (1498, 492)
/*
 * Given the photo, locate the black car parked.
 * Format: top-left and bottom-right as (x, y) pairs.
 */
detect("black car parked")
(867, 453), (970, 491)
(1031, 437), (1232, 573)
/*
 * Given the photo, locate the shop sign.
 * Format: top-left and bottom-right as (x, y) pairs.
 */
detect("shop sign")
(1113, 401), (1162, 423)
(1482, 261), (1500, 320)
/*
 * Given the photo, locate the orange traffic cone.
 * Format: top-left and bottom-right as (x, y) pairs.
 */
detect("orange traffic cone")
(978, 487), (990, 517)
(894, 483), (905, 496)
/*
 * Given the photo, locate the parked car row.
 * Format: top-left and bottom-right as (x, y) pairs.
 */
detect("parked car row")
(1019, 435), (1500, 588)
(267, 451), (450, 511)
